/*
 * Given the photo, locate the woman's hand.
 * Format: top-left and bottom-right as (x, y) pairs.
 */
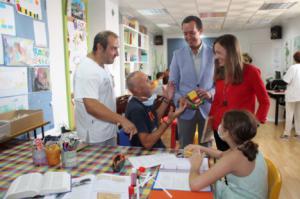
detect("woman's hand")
(189, 150), (205, 171)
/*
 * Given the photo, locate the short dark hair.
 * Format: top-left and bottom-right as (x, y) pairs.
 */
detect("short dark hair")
(181, 16), (203, 30)
(293, 51), (300, 63)
(93, 31), (118, 52)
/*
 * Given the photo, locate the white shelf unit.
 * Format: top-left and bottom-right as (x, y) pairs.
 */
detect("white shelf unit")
(120, 24), (149, 94)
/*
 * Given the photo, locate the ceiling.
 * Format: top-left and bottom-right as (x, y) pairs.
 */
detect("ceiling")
(119, 0), (300, 34)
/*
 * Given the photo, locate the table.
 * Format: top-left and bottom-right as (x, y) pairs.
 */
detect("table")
(0, 121), (49, 143)
(0, 140), (177, 199)
(267, 90), (285, 125)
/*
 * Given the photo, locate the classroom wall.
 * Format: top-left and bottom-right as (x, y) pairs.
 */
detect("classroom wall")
(46, 0), (68, 133)
(88, 0), (121, 97)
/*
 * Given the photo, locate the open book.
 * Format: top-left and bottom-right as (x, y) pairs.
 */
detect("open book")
(153, 157), (211, 192)
(4, 172), (71, 199)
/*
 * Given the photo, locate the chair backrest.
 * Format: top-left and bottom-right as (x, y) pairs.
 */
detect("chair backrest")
(264, 157), (282, 199)
(117, 129), (131, 146)
(116, 95), (131, 115)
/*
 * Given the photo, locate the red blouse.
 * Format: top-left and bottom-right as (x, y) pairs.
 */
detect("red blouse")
(209, 64), (270, 130)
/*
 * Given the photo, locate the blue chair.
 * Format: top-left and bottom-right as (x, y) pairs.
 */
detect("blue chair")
(117, 129), (131, 146)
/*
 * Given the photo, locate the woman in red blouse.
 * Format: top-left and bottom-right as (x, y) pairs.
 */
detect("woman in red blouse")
(210, 34), (270, 151)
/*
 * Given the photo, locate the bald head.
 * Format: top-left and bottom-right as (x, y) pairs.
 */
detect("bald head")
(126, 71), (141, 92)
(126, 71), (152, 97)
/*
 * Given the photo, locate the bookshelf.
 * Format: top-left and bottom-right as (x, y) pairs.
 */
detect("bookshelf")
(120, 24), (149, 94)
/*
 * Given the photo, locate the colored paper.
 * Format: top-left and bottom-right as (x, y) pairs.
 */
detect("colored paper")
(33, 47), (49, 65)
(0, 67), (28, 97)
(3, 35), (34, 66)
(67, 0), (86, 20)
(33, 20), (47, 47)
(15, 0), (42, 20)
(0, 2), (16, 35)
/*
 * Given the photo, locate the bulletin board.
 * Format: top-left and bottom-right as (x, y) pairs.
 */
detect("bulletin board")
(0, 0), (54, 132)
(62, 0), (89, 129)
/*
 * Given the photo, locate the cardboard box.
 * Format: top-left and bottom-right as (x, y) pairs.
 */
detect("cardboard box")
(0, 110), (44, 138)
(0, 121), (10, 140)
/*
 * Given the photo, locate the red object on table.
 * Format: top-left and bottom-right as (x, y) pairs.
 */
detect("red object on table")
(162, 116), (177, 149)
(148, 190), (213, 199)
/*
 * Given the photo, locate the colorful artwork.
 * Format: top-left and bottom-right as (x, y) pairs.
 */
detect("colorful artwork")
(3, 35), (34, 66)
(31, 67), (50, 92)
(33, 47), (49, 65)
(0, 2), (16, 35)
(67, 0), (85, 20)
(284, 39), (293, 70)
(0, 67), (28, 97)
(15, 0), (42, 20)
(67, 18), (87, 92)
(0, 95), (28, 113)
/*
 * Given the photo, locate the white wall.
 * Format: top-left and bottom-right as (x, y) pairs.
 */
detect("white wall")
(46, 0), (68, 133)
(163, 28), (276, 81)
(162, 17), (300, 123)
(88, 0), (121, 96)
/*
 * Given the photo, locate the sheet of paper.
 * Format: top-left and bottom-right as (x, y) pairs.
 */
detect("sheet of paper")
(44, 174), (95, 199)
(3, 35), (34, 66)
(0, 95), (28, 114)
(153, 170), (211, 192)
(15, 0), (42, 20)
(33, 21), (47, 47)
(0, 2), (16, 35)
(154, 157), (210, 192)
(160, 157), (209, 172)
(92, 174), (130, 199)
(128, 153), (177, 168)
(0, 67), (28, 97)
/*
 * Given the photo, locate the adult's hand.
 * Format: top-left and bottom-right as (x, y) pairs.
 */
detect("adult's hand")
(120, 118), (137, 140)
(196, 88), (212, 100)
(162, 81), (175, 101)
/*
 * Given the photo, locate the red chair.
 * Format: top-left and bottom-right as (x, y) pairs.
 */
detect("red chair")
(162, 116), (177, 149)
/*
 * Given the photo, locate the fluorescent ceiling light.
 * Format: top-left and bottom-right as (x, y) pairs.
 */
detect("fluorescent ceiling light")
(259, 2), (297, 10)
(156, 24), (171, 28)
(137, 8), (168, 16)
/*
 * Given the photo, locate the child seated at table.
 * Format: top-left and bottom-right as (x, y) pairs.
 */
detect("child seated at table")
(185, 110), (268, 199)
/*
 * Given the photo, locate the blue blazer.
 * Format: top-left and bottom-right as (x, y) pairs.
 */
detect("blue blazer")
(169, 42), (215, 120)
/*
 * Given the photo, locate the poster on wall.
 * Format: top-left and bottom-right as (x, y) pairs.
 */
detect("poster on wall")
(15, 0), (42, 20)
(31, 67), (51, 92)
(0, 95), (28, 113)
(0, 2), (16, 35)
(0, 34), (3, 64)
(67, 0), (85, 20)
(33, 20), (47, 47)
(3, 35), (34, 66)
(294, 36), (300, 52)
(68, 18), (87, 92)
(284, 39), (293, 70)
(33, 47), (49, 65)
(0, 67), (28, 97)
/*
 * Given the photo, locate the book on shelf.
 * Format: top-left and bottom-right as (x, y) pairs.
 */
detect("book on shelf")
(4, 172), (71, 199)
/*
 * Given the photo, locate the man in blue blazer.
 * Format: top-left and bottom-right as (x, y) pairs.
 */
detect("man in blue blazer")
(169, 16), (215, 148)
